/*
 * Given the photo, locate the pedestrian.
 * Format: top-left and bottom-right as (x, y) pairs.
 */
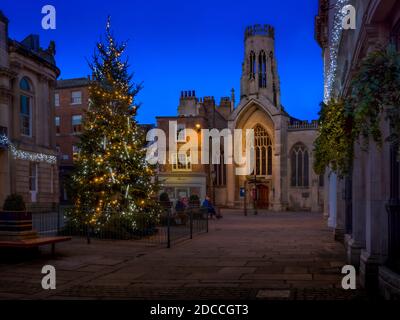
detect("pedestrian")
(202, 195), (216, 219)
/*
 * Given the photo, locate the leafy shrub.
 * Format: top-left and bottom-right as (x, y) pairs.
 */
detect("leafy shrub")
(3, 194), (26, 211)
(159, 192), (170, 202)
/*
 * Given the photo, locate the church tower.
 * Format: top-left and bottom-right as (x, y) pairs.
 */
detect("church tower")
(240, 24), (281, 108)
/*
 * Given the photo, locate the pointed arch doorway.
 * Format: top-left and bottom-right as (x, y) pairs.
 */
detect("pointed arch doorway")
(257, 184), (269, 209)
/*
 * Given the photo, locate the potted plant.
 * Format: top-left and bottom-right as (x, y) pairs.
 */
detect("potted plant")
(159, 193), (172, 226)
(189, 194), (200, 208)
(0, 194), (36, 240)
(175, 198), (188, 225)
(159, 192), (172, 208)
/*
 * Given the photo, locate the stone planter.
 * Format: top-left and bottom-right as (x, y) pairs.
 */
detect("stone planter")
(0, 211), (38, 241)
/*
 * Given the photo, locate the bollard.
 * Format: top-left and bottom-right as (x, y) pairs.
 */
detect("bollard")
(190, 209), (193, 239)
(167, 208), (171, 248)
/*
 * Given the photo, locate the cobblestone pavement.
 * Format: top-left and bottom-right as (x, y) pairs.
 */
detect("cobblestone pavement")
(0, 210), (368, 300)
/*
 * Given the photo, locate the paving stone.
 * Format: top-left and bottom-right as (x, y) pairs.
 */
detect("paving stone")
(0, 210), (367, 300)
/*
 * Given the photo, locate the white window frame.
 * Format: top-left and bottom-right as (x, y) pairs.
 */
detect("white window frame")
(172, 152), (192, 171)
(55, 93), (60, 107)
(72, 115), (82, 134)
(71, 91), (82, 105)
(176, 124), (186, 142)
(29, 162), (38, 202)
(55, 116), (60, 135)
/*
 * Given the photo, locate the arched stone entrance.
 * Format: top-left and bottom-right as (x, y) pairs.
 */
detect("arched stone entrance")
(257, 184), (269, 209)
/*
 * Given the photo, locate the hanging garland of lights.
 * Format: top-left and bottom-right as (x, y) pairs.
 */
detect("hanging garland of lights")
(324, 0), (349, 103)
(0, 134), (57, 164)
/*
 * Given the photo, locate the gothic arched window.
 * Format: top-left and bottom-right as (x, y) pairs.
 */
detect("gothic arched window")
(258, 50), (267, 88)
(20, 77), (33, 136)
(291, 143), (309, 187)
(249, 51), (256, 79)
(254, 125), (272, 176)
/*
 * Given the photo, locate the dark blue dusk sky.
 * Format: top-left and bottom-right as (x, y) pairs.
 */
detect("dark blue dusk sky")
(1, 0), (323, 124)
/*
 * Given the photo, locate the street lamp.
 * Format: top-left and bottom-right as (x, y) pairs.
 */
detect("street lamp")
(211, 169), (216, 205)
(253, 170), (258, 215)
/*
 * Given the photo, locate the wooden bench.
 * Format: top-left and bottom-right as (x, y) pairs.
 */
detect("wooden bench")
(0, 236), (72, 255)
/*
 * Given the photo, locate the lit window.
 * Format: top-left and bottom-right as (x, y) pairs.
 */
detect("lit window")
(55, 93), (60, 107)
(72, 145), (80, 162)
(55, 116), (60, 134)
(71, 91), (82, 105)
(254, 125), (272, 176)
(172, 151), (191, 171)
(72, 115), (82, 133)
(176, 124), (186, 142)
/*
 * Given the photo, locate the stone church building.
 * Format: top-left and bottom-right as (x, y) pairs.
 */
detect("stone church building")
(157, 24), (324, 212)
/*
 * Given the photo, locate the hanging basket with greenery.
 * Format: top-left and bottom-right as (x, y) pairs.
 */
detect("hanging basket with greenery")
(313, 99), (354, 177)
(314, 45), (400, 176)
(349, 45), (400, 150)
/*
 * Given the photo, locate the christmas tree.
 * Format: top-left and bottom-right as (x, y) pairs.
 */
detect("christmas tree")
(68, 18), (160, 236)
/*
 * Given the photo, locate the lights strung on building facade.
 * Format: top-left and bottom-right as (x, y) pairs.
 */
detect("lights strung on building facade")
(324, 0), (349, 103)
(0, 134), (57, 164)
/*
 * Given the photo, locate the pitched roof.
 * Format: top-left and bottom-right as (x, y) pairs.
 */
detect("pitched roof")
(56, 78), (90, 89)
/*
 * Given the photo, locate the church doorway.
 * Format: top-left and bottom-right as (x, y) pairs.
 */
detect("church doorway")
(257, 185), (269, 209)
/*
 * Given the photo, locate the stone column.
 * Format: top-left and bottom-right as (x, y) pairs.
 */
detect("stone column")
(323, 170), (330, 218)
(346, 144), (366, 268)
(334, 177), (346, 242)
(226, 163), (235, 207)
(328, 171), (337, 228)
(360, 138), (389, 291)
(271, 116), (283, 211)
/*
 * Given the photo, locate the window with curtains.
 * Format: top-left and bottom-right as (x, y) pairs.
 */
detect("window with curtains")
(72, 115), (82, 133)
(254, 125), (272, 176)
(20, 77), (32, 136)
(55, 116), (60, 134)
(71, 91), (82, 105)
(291, 143), (309, 187)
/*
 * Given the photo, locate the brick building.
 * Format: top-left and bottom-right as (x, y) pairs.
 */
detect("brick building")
(54, 78), (89, 203)
(0, 11), (59, 209)
(156, 25), (324, 212)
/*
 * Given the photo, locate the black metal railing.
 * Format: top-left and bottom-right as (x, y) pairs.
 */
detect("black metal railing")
(31, 205), (209, 248)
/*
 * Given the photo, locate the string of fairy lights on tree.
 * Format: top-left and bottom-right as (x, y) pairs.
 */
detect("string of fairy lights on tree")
(0, 134), (57, 164)
(67, 17), (160, 231)
(324, 0), (349, 103)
